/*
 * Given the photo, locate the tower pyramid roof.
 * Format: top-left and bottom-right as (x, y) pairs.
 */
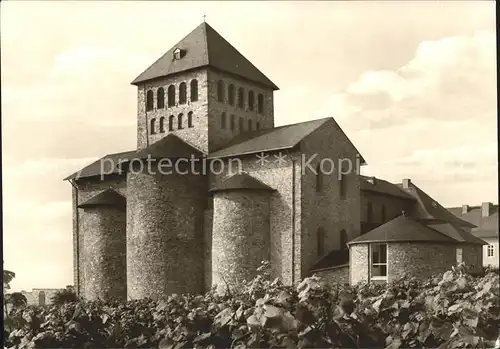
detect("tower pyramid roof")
(131, 22), (279, 90)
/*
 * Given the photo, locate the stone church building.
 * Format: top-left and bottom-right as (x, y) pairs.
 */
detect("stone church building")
(65, 22), (485, 300)
(65, 22), (365, 300)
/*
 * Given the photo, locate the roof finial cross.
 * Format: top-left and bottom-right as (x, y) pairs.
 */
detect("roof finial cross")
(203, 14), (206, 22)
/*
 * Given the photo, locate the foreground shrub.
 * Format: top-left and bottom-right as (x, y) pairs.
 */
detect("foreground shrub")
(5, 262), (500, 348)
(50, 289), (78, 306)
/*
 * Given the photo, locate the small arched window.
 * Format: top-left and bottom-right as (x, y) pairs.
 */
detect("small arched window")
(178, 113), (183, 129)
(221, 112), (227, 129)
(146, 90), (154, 111)
(169, 115), (175, 131)
(230, 114), (236, 130)
(257, 93), (264, 113)
(228, 84), (235, 105)
(179, 82), (187, 105)
(367, 202), (373, 223)
(238, 87), (245, 108)
(190, 80), (198, 102)
(150, 118), (157, 134)
(248, 90), (255, 111)
(316, 163), (323, 192)
(340, 229), (347, 250)
(217, 80), (225, 102)
(248, 119), (252, 131)
(187, 111), (194, 128)
(239, 117), (244, 132)
(159, 117), (166, 133)
(339, 173), (347, 199)
(317, 227), (325, 256)
(38, 291), (46, 306)
(157, 87), (165, 109)
(168, 85), (175, 107)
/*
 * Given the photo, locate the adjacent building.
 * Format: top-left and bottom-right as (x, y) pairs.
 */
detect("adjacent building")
(65, 22), (491, 296)
(20, 286), (74, 306)
(448, 203), (499, 267)
(312, 177), (486, 284)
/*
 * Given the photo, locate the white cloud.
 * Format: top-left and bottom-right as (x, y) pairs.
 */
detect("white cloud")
(320, 31), (497, 206)
(318, 30), (497, 131)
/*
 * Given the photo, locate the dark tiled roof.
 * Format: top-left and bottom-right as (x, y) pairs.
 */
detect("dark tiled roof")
(131, 22), (278, 90)
(348, 215), (457, 245)
(398, 183), (476, 228)
(427, 222), (487, 245)
(208, 117), (366, 165)
(208, 118), (329, 158)
(448, 205), (499, 238)
(134, 134), (204, 160)
(64, 150), (136, 181)
(210, 173), (275, 192)
(310, 249), (349, 271)
(78, 189), (126, 209)
(360, 176), (416, 200)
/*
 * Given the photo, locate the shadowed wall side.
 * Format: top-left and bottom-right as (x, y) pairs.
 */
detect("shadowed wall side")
(126, 161), (206, 299)
(211, 190), (271, 290)
(80, 206), (127, 301)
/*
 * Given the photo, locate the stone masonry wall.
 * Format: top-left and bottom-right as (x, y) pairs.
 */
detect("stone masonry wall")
(136, 69), (209, 152)
(313, 266), (349, 285)
(462, 244), (484, 274)
(203, 208), (213, 292)
(208, 151), (301, 286)
(74, 175), (127, 297)
(207, 69), (274, 151)
(126, 161), (207, 299)
(350, 244), (369, 285)
(80, 206), (127, 301)
(388, 242), (457, 282)
(212, 191), (271, 290)
(299, 118), (362, 277)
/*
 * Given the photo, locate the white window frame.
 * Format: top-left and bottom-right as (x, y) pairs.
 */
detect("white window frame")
(487, 244), (495, 257)
(370, 243), (388, 281)
(456, 247), (463, 263)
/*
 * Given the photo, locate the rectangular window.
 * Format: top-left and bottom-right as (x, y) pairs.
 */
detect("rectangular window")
(317, 228), (325, 256)
(230, 115), (235, 130)
(456, 247), (463, 263)
(367, 202), (373, 223)
(370, 243), (387, 281)
(339, 173), (347, 199)
(487, 245), (494, 257)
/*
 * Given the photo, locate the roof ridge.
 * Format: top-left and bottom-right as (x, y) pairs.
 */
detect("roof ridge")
(292, 118), (331, 148)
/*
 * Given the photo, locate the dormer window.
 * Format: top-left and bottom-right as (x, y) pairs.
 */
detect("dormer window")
(173, 48), (184, 60)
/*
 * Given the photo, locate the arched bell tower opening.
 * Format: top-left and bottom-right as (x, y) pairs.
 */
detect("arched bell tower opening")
(131, 22), (279, 153)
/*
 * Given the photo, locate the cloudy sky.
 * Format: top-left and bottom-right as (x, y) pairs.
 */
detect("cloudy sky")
(2, 1), (497, 291)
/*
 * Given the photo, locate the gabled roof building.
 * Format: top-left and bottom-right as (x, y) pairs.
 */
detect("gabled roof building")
(65, 22), (487, 297)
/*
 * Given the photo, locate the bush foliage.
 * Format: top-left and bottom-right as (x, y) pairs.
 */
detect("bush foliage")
(5, 262), (500, 349)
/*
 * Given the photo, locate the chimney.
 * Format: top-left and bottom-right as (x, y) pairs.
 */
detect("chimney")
(482, 202), (492, 217)
(462, 205), (469, 214)
(402, 178), (411, 189)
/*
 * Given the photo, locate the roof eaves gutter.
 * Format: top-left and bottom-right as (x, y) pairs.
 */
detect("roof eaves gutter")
(310, 263), (349, 273)
(207, 145), (296, 160)
(347, 239), (457, 245)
